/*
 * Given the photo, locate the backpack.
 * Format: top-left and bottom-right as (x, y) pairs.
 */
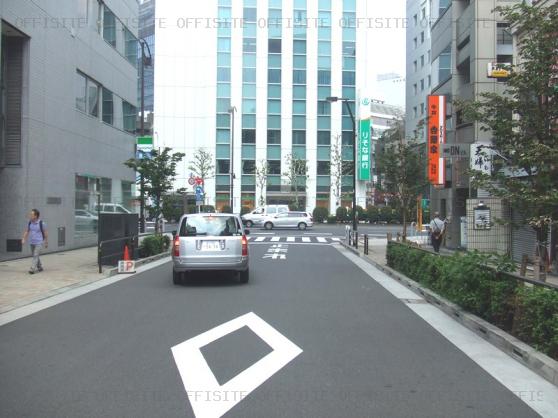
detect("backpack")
(28, 220), (45, 239)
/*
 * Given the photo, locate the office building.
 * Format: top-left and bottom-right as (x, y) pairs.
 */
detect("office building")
(155, 0), (373, 213)
(405, 0), (431, 141)
(0, 0), (138, 260)
(428, 0), (519, 251)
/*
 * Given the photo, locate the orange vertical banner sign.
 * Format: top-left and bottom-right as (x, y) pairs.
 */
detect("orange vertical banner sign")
(427, 95), (446, 185)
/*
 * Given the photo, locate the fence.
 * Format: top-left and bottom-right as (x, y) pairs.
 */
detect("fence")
(97, 235), (137, 273)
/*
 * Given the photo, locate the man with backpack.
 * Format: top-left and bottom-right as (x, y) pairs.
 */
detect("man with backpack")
(21, 209), (48, 274)
(429, 212), (445, 253)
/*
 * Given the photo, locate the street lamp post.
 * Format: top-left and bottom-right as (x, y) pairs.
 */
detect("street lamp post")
(228, 106), (237, 213)
(138, 38), (152, 233)
(327, 96), (358, 232)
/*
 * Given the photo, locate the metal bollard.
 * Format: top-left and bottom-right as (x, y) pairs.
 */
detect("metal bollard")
(364, 234), (369, 255)
(354, 231), (358, 249)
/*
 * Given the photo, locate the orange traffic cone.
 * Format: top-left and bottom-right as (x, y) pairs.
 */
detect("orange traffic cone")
(123, 244), (131, 261)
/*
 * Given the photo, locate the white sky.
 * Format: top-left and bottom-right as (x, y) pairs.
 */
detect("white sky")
(364, 1), (407, 106)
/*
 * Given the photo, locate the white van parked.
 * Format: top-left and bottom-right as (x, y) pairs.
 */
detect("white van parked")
(241, 205), (289, 227)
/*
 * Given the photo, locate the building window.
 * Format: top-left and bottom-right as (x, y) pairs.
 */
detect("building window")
(268, 160), (281, 174)
(413, 83), (417, 95)
(122, 100), (136, 133)
(103, 7), (116, 47)
(292, 130), (306, 145)
(293, 100), (306, 114)
(413, 106), (417, 118)
(76, 71), (100, 117)
(421, 31), (425, 44)
(318, 70), (331, 85)
(242, 160), (256, 174)
(342, 41), (356, 56)
(414, 37), (417, 49)
(268, 69), (281, 83)
(267, 130), (281, 144)
(413, 60), (417, 72)
(317, 161), (330, 175)
(420, 102), (425, 116)
(243, 38), (257, 53)
(243, 8), (257, 22)
(269, 39), (282, 53)
(102, 88), (113, 124)
(124, 27), (138, 67)
(217, 159), (230, 174)
(317, 101), (330, 116)
(413, 14), (418, 26)
(421, 55), (425, 68)
(497, 23), (512, 45)
(317, 131), (330, 145)
(342, 71), (355, 86)
(420, 79), (424, 91)
(218, 67), (231, 82)
(242, 129), (256, 144)
(293, 70), (307, 84)
(268, 99), (281, 114)
(432, 44), (452, 86)
(294, 40), (307, 54)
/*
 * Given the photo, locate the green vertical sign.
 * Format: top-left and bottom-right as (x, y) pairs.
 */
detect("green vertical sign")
(358, 119), (371, 181)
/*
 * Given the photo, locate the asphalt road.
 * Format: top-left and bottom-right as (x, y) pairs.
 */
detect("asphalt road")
(0, 234), (543, 417)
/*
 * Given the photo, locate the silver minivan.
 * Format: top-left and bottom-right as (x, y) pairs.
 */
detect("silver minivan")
(172, 213), (250, 284)
(241, 205), (289, 227)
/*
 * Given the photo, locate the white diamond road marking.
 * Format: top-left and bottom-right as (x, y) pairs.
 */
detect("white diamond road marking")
(171, 312), (303, 418)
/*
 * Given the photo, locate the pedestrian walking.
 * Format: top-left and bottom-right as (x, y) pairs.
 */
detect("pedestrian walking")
(21, 209), (48, 274)
(429, 212), (445, 253)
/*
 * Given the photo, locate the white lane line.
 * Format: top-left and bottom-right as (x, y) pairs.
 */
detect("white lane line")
(301, 237), (311, 243)
(251, 233), (274, 235)
(286, 237), (296, 242)
(331, 237), (341, 241)
(337, 247), (558, 417)
(316, 237), (328, 243)
(303, 232), (332, 236)
(270, 236), (281, 242)
(255, 237), (266, 242)
(247, 236), (255, 241)
(172, 312), (303, 418)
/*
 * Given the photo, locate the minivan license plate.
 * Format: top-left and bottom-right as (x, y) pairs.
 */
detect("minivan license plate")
(201, 241), (221, 251)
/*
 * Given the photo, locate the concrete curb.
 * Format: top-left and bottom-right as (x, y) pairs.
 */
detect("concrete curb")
(339, 240), (558, 388)
(105, 251), (171, 277)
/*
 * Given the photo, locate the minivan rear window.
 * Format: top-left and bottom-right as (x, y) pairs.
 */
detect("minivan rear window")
(179, 216), (241, 237)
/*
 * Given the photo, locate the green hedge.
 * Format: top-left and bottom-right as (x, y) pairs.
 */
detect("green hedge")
(386, 242), (558, 360)
(313, 207), (329, 223)
(140, 234), (171, 258)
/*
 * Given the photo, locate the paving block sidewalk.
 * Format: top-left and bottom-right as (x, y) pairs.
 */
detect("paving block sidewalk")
(0, 247), (105, 314)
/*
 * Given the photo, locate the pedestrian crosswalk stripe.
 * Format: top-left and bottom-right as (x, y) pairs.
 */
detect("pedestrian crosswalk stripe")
(331, 237), (340, 241)
(317, 237), (327, 243)
(255, 237), (266, 242)
(286, 237), (295, 242)
(271, 236), (281, 242)
(301, 237), (311, 243)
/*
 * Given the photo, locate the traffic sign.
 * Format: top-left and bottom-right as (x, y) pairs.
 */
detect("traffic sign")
(188, 177), (196, 186)
(195, 186), (204, 195)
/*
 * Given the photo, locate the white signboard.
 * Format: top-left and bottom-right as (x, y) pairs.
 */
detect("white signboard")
(118, 260), (136, 274)
(470, 144), (492, 175)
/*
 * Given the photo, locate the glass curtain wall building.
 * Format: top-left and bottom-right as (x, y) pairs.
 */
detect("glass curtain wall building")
(155, 0), (371, 213)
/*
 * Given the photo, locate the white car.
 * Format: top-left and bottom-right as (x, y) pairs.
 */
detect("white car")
(262, 211), (313, 230)
(241, 205), (289, 227)
(74, 210), (98, 231)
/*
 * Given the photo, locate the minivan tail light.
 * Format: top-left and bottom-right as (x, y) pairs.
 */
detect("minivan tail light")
(241, 235), (248, 256)
(173, 236), (180, 257)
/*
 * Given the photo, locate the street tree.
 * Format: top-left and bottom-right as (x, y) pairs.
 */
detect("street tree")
(188, 148), (215, 185)
(376, 119), (427, 239)
(330, 134), (343, 208)
(459, 2), (558, 269)
(283, 153), (309, 210)
(125, 147), (185, 233)
(255, 159), (268, 207)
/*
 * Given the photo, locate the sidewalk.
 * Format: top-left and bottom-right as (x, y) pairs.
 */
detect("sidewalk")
(0, 247), (105, 314)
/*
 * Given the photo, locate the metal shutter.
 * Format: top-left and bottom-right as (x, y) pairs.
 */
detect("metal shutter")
(511, 209), (537, 262)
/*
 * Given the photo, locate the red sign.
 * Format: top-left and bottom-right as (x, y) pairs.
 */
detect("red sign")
(427, 95), (446, 185)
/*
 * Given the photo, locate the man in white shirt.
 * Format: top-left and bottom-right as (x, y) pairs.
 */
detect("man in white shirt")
(429, 212), (445, 253)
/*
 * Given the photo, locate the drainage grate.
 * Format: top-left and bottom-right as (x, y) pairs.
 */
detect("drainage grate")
(402, 299), (427, 304)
